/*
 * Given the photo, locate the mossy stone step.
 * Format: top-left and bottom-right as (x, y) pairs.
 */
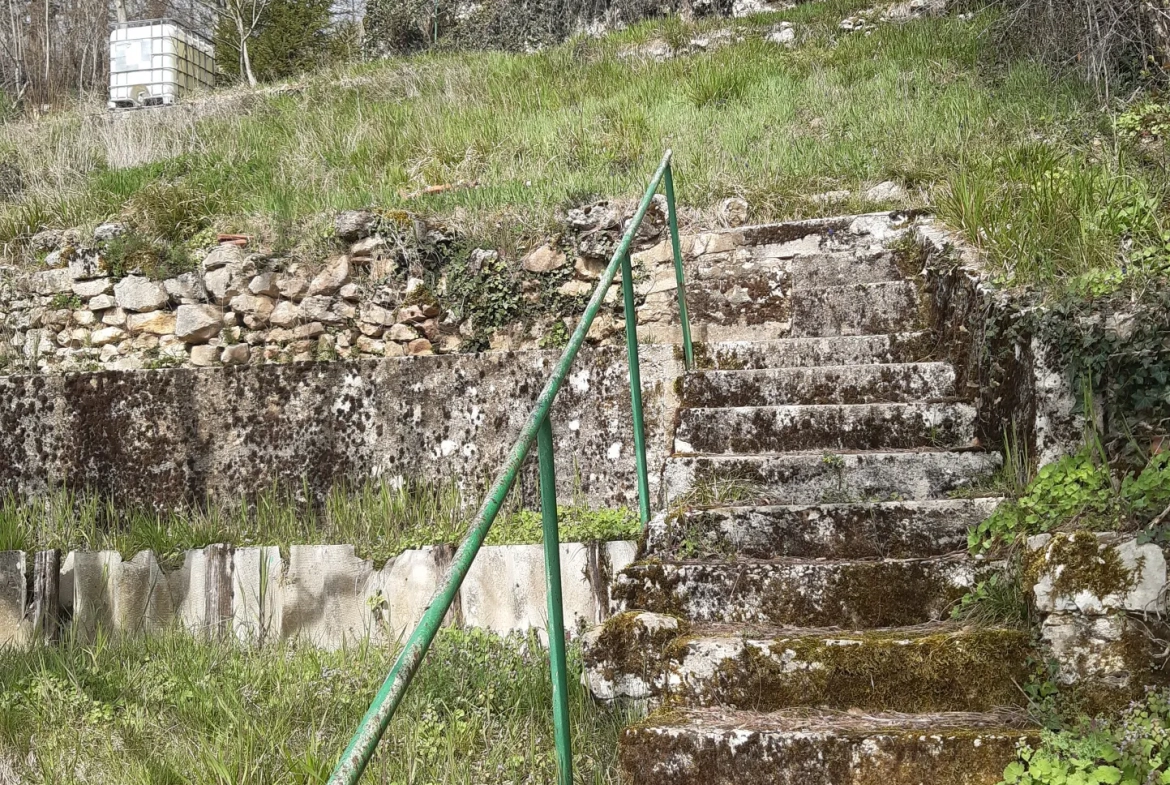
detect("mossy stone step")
(644, 498), (1001, 560)
(789, 280), (921, 338)
(614, 556), (977, 628)
(664, 450), (1002, 505)
(620, 708), (1034, 785)
(585, 613), (1030, 712)
(681, 363), (958, 408)
(694, 333), (934, 371)
(674, 402), (977, 455)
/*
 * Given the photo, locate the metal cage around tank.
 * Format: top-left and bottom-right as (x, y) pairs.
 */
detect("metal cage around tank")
(108, 19), (215, 110)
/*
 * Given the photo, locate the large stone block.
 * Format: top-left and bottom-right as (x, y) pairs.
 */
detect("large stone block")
(1029, 532), (1167, 615)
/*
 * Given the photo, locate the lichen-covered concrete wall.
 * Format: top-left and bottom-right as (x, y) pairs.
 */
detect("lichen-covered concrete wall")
(1, 541), (638, 651)
(0, 345), (682, 509)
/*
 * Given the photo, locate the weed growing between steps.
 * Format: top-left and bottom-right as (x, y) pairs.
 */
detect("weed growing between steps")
(0, 627), (632, 784)
(0, 480), (639, 566)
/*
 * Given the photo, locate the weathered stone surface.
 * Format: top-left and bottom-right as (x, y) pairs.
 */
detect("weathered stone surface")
(126, 310), (177, 336)
(674, 402), (976, 454)
(71, 550), (122, 638)
(73, 278), (112, 298)
(114, 550), (175, 634)
(360, 303), (394, 326)
(68, 252), (107, 281)
(30, 268), (74, 295)
(202, 244), (245, 272)
(588, 617), (1028, 711)
(865, 181), (908, 202)
(614, 557), (976, 627)
(114, 276), (168, 312)
(308, 256), (350, 296)
(681, 363), (955, 407)
(387, 323), (416, 342)
(203, 264), (244, 304)
(407, 338), (433, 355)
(88, 293), (116, 311)
(101, 306), (127, 326)
(647, 499), (1000, 561)
(221, 342), (250, 365)
(276, 275), (308, 300)
(461, 544), (595, 641)
(190, 345), (219, 366)
(174, 304), (223, 344)
(228, 294), (275, 325)
(90, 326), (126, 347)
(620, 709), (1030, 785)
(0, 346), (679, 509)
(280, 545), (377, 649)
(164, 272), (206, 302)
(248, 273), (280, 298)
(522, 245), (567, 273)
(1041, 612), (1132, 687)
(266, 300), (300, 328)
(93, 222), (127, 242)
(1029, 532), (1167, 615)
(335, 210), (377, 241)
(300, 295), (342, 325)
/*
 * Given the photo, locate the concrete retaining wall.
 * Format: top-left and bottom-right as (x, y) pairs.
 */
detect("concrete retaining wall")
(0, 541), (637, 650)
(0, 345), (682, 509)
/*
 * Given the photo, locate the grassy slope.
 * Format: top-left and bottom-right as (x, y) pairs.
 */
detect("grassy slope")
(0, 629), (629, 784)
(2, 0), (1160, 287)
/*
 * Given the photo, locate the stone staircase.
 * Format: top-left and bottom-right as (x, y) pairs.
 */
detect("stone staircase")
(585, 214), (1036, 785)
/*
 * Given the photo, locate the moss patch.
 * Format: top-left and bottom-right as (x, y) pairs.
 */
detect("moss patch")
(1028, 531), (1139, 603)
(684, 627), (1032, 713)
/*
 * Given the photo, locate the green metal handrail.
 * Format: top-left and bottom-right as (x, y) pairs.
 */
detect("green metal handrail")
(327, 149), (694, 785)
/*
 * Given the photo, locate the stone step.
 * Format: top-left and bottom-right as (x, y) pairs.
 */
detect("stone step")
(791, 280), (920, 338)
(584, 613), (1030, 712)
(645, 498), (1001, 560)
(620, 707), (1033, 785)
(664, 450), (1001, 505)
(695, 332), (935, 370)
(674, 402), (977, 455)
(696, 281), (922, 343)
(681, 363), (957, 408)
(614, 555), (976, 628)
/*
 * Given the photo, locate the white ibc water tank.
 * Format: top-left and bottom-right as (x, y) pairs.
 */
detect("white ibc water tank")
(108, 20), (215, 110)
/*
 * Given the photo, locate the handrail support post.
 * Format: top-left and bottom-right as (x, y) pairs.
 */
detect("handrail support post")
(664, 162), (694, 371)
(620, 249), (652, 527)
(537, 415), (574, 785)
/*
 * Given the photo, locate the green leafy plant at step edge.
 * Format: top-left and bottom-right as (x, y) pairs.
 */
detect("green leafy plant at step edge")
(1001, 687), (1170, 785)
(968, 449), (1170, 554)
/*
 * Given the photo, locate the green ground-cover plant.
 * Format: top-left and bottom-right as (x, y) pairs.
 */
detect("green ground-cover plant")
(968, 448), (1170, 554)
(0, 2), (1149, 292)
(0, 479), (640, 566)
(0, 627), (631, 784)
(1001, 688), (1170, 785)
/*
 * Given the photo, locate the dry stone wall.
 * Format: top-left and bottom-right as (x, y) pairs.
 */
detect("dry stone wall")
(0, 202), (697, 375)
(0, 541), (637, 650)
